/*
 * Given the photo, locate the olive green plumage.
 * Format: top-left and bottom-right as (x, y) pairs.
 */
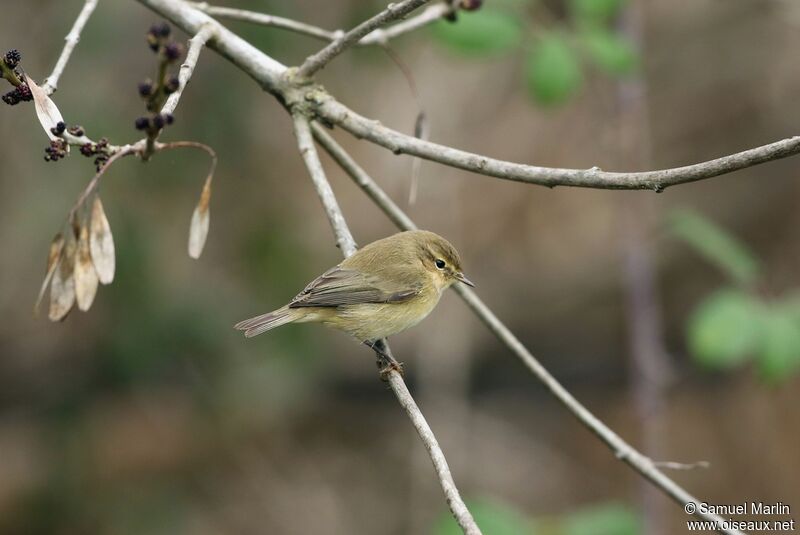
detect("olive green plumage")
(234, 230), (473, 342)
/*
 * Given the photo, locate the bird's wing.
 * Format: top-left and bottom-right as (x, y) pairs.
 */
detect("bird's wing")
(288, 266), (420, 308)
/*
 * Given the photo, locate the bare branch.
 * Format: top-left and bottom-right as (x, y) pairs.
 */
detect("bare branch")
(316, 97), (800, 191)
(312, 123), (744, 535)
(191, 2), (451, 46)
(190, 2), (337, 41)
(161, 24), (216, 116)
(43, 0), (99, 95)
(292, 114), (480, 535)
(361, 3), (452, 45)
(386, 371), (481, 535)
(292, 114), (357, 256)
(296, 0), (431, 78)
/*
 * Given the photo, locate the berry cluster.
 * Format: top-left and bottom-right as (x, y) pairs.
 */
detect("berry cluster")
(3, 49), (21, 69)
(79, 137), (110, 171)
(2, 84), (32, 105)
(136, 22), (183, 134)
(44, 138), (68, 162)
(134, 112), (174, 133)
(1, 49), (32, 106)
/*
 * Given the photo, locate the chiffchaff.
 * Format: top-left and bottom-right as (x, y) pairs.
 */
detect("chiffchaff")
(234, 230), (473, 367)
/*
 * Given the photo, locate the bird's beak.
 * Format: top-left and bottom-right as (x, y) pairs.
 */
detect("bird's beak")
(455, 272), (475, 287)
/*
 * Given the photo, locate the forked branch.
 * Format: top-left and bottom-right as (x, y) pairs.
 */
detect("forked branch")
(292, 114), (480, 535)
(311, 123), (744, 535)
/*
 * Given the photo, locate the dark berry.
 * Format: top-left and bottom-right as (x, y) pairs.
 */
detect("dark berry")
(163, 113), (174, 125)
(67, 125), (85, 137)
(152, 114), (165, 129)
(80, 143), (94, 156)
(50, 121), (67, 136)
(3, 90), (20, 105)
(138, 80), (154, 97)
(443, 11), (458, 22)
(460, 0), (482, 10)
(164, 75), (179, 94)
(154, 22), (171, 38)
(16, 84), (32, 102)
(134, 116), (150, 130)
(164, 42), (183, 62)
(4, 49), (21, 68)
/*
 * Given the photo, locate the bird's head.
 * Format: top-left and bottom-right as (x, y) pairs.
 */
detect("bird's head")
(410, 230), (474, 290)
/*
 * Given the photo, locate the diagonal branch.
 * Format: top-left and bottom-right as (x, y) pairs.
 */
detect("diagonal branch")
(137, 0), (800, 193)
(161, 23), (216, 115)
(315, 96), (800, 191)
(43, 0), (99, 95)
(311, 123), (745, 535)
(296, 0), (431, 78)
(191, 2), (451, 46)
(292, 113), (481, 535)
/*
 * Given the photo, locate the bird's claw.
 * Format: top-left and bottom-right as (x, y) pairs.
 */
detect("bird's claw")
(377, 358), (404, 381)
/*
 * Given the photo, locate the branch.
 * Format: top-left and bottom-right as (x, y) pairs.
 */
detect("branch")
(191, 2), (451, 46)
(161, 24), (216, 115)
(43, 0), (99, 95)
(311, 123), (744, 535)
(292, 114), (480, 535)
(315, 96), (800, 191)
(190, 2), (337, 41)
(296, 0), (431, 78)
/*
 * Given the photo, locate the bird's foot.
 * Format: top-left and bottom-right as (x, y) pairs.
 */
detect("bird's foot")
(377, 357), (404, 381)
(365, 339), (404, 381)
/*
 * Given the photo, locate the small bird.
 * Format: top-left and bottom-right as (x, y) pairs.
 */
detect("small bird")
(234, 230), (473, 372)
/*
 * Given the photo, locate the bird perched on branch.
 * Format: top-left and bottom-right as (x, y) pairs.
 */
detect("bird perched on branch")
(235, 230), (473, 375)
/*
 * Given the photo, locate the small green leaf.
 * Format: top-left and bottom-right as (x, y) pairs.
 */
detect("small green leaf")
(757, 308), (800, 381)
(569, 0), (627, 22)
(562, 502), (640, 535)
(668, 209), (760, 286)
(525, 33), (583, 106)
(432, 9), (523, 56)
(434, 500), (535, 535)
(688, 289), (762, 369)
(580, 28), (638, 74)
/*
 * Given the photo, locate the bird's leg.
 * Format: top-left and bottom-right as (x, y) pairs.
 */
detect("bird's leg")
(365, 339), (404, 380)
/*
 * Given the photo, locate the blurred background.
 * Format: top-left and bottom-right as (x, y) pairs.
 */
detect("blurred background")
(1, 0), (799, 533)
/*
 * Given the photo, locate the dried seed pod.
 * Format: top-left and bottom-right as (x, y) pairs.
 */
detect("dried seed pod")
(89, 196), (115, 284)
(49, 235), (76, 321)
(188, 176), (212, 259)
(74, 223), (99, 311)
(26, 76), (65, 141)
(34, 233), (65, 315)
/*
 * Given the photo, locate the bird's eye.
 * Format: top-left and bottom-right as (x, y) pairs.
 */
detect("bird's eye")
(435, 259), (446, 270)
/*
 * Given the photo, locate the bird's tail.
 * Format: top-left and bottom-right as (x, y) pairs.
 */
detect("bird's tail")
(234, 306), (298, 338)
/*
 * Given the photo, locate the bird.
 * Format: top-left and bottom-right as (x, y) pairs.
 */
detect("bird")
(234, 230), (473, 373)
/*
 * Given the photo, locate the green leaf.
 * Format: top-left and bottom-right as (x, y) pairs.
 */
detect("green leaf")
(562, 502), (640, 535)
(687, 289), (762, 369)
(580, 28), (638, 74)
(757, 307), (800, 381)
(668, 209), (760, 286)
(569, 0), (627, 22)
(434, 500), (535, 535)
(525, 33), (583, 106)
(432, 9), (523, 56)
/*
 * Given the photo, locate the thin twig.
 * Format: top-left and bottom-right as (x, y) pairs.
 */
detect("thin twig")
(161, 24), (216, 115)
(311, 123), (744, 535)
(316, 96), (800, 191)
(137, 0), (800, 193)
(292, 113), (480, 535)
(43, 0), (99, 95)
(190, 2), (337, 41)
(191, 2), (451, 46)
(66, 142), (139, 222)
(297, 0), (431, 78)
